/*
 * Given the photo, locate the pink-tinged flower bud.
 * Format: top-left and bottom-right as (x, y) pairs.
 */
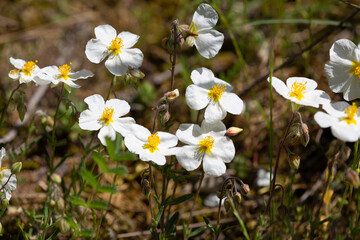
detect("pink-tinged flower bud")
(234, 192), (242, 205)
(288, 152), (300, 170)
(345, 168), (360, 189)
(299, 123), (309, 147)
(165, 89), (179, 101)
(239, 184), (250, 196)
(162, 111), (171, 124)
(226, 127), (243, 137)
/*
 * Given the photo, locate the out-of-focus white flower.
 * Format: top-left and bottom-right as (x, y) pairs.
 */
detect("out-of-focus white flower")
(85, 25), (144, 76)
(42, 62), (93, 92)
(186, 3), (224, 59)
(8, 57), (49, 85)
(186, 67), (244, 123)
(268, 76), (330, 108)
(314, 101), (360, 142)
(324, 39), (360, 101)
(124, 124), (178, 166)
(0, 148), (17, 201)
(78, 94), (135, 146)
(175, 121), (235, 176)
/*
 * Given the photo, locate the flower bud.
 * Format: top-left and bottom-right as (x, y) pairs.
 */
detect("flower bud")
(162, 111), (171, 124)
(58, 218), (70, 233)
(224, 199), (231, 213)
(57, 198), (65, 212)
(0, 222), (3, 235)
(165, 89), (179, 101)
(130, 69), (145, 79)
(141, 179), (151, 197)
(288, 153), (300, 170)
(334, 144), (351, 163)
(345, 168), (360, 189)
(239, 184), (250, 196)
(286, 123), (301, 146)
(226, 127), (243, 137)
(234, 192), (242, 205)
(50, 173), (62, 184)
(11, 162), (22, 174)
(299, 123), (310, 147)
(50, 199), (56, 207)
(277, 204), (288, 220)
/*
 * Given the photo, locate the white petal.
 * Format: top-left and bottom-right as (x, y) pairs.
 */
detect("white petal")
(324, 61), (353, 94)
(175, 145), (202, 171)
(105, 99), (131, 117)
(111, 117), (136, 137)
(202, 154), (226, 176)
(68, 69), (94, 80)
(220, 92), (244, 115)
(194, 29), (224, 59)
(314, 111), (336, 128)
(176, 123), (202, 145)
(118, 32), (140, 49)
(157, 132), (178, 150)
(268, 76), (289, 100)
(212, 137), (235, 163)
(130, 124), (151, 142)
(192, 3), (218, 30)
(98, 126), (116, 146)
(85, 39), (109, 64)
(343, 78), (360, 101)
(9, 57), (25, 69)
(200, 120), (226, 136)
(79, 110), (102, 131)
(139, 153), (166, 165)
(204, 102), (226, 122)
(190, 67), (215, 85)
(329, 39), (358, 62)
(124, 134), (145, 154)
(8, 69), (20, 80)
(185, 84), (210, 110)
(120, 48), (144, 69)
(94, 24), (117, 44)
(0, 148), (5, 163)
(323, 101), (349, 118)
(331, 122), (359, 142)
(62, 79), (80, 88)
(84, 94), (105, 114)
(105, 55), (128, 76)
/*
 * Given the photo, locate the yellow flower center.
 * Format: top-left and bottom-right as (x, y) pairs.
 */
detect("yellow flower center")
(58, 62), (72, 80)
(99, 107), (114, 126)
(0, 167), (8, 172)
(343, 102), (358, 125)
(189, 22), (198, 39)
(143, 133), (161, 153)
(208, 84), (226, 103)
(21, 61), (37, 76)
(198, 136), (215, 154)
(108, 37), (124, 56)
(351, 62), (360, 78)
(289, 81), (307, 101)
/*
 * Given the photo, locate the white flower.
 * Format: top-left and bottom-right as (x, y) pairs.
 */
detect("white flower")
(85, 25), (144, 76)
(268, 76), (330, 108)
(124, 124), (178, 165)
(8, 57), (49, 85)
(0, 148), (17, 201)
(79, 94), (135, 146)
(324, 39), (360, 101)
(314, 101), (360, 142)
(175, 121), (235, 176)
(42, 62), (93, 92)
(186, 67), (244, 123)
(187, 3), (224, 59)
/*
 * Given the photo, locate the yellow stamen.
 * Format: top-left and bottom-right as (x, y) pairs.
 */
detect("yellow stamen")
(208, 84), (226, 103)
(58, 62), (72, 80)
(99, 107), (114, 126)
(143, 133), (161, 153)
(108, 37), (124, 56)
(21, 61), (37, 76)
(198, 136), (215, 154)
(351, 62), (360, 78)
(289, 81), (307, 101)
(0, 167), (8, 172)
(343, 102), (358, 125)
(189, 22), (198, 39)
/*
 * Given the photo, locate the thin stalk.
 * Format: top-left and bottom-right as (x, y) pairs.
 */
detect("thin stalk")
(228, 197), (250, 240)
(148, 161), (158, 237)
(106, 76), (116, 100)
(0, 84), (21, 127)
(269, 51), (274, 188)
(186, 171), (205, 231)
(170, 21), (177, 91)
(352, 140), (359, 169)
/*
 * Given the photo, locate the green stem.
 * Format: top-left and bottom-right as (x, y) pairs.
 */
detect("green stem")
(0, 84), (21, 127)
(106, 76), (116, 100)
(186, 171), (205, 232)
(229, 197), (250, 240)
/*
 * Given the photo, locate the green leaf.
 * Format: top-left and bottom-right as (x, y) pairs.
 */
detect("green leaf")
(155, 205), (165, 225)
(68, 195), (87, 207)
(165, 193), (194, 206)
(113, 151), (137, 161)
(64, 217), (78, 229)
(80, 168), (98, 188)
(77, 229), (94, 237)
(16, 91), (26, 121)
(47, 229), (60, 240)
(108, 165), (127, 176)
(87, 200), (108, 210)
(165, 212), (179, 234)
(97, 184), (118, 194)
(188, 226), (207, 238)
(92, 152), (108, 173)
(203, 216), (215, 232)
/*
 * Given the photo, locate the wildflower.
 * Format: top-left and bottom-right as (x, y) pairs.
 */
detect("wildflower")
(78, 94), (135, 146)
(314, 101), (360, 142)
(175, 121), (235, 176)
(268, 76), (330, 108)
(85, 25), (144, 76)
(186, 3), (224, 59)
(0, 148), (17, 201)
(124, 124), (178, 165)
(186, 67), (244, 123)
(324, 39), (360, 101)
(41, 62), (93, 92)
(8, 57), (49, 85)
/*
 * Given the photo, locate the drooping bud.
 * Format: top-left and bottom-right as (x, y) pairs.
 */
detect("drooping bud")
(162, 111), (171, 124)
(165, 89), (179, 101)
(345, 168), (360, 189)
(277, 204), (288, 220)
(50, 173), (62, 184)
(226, 127), (243, 137)
(57, 198), (65, 212)
(129, 69), (145, 79)
(141, 179), (151, 197)
(58, 218), (70, 233)
(286, 123), (301, 146)
(299, 123), (310, 147)
(224, 199), (231, 213)
(288, 152), (300, 170)
(50, 199), (56, 207)
(334, 144), (351, 163)
(234, 192), (242, 205)
(0, 222), (3, 235)
(239, 184), (250, 196)
(11, 162), (22, 174)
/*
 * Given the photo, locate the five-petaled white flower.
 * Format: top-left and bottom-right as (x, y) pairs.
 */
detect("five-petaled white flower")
(186, 3), (224, 59)
(314, 101), (360, 142)
(8, 57), (49, 85)
(175, 121), (235, 176)
(324, 39), (360, 101)
(79, 94), (135, 146)
(0, 148), (17, 201)
(85, 25), (144, 76)
(42, 62), (93, 92)
(124, 124), (178, 166)
(268, 76), (330, 108)
(186, 67), (244, 123)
